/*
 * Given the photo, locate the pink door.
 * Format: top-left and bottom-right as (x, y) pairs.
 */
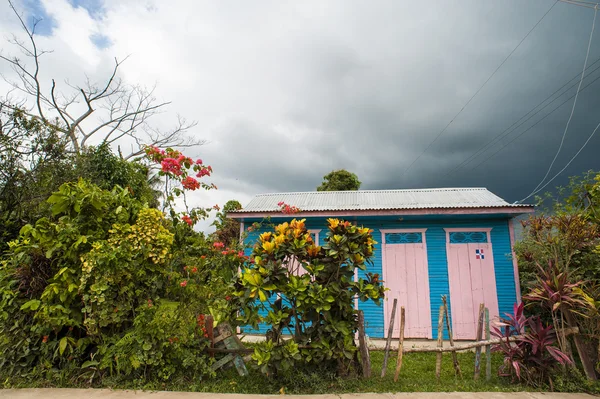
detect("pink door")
(446, 231), (499, 340)
(383, 231), (431, 339)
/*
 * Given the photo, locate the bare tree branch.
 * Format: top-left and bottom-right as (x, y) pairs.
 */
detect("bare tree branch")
(0, 1), (203, 159)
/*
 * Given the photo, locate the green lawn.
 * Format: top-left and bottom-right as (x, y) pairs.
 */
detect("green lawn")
(2, 351), (597, 394)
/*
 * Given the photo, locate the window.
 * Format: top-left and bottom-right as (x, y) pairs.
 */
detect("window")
(449, 231), (488, 244)
(385, 232), (423, 244)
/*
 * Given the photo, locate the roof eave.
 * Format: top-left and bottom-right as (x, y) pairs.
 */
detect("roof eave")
(228, 206), (535, 219)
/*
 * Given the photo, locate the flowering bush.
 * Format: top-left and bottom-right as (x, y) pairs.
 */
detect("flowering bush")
(236, 218), (385, 376)
(144, 145), (216, 227)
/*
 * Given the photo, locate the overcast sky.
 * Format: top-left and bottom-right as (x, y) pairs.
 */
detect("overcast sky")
(1, 0), (599, 231)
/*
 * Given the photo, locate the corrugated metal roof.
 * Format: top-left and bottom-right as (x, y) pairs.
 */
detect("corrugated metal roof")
(234, 188), (531, 213)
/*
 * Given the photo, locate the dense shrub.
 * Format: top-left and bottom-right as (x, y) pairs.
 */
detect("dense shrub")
(0, 172), (241, 382)
(236, 218), (385, 377)
(492, 303), (571, 388)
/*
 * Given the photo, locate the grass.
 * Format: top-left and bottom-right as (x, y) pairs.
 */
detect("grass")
(2, 350), (597, 394)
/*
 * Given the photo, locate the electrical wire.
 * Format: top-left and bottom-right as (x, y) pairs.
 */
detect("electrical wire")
(520, 119), (600, 202)
(400, 0), (558, 178)
(559, 0), (600, 10)
(444, 56), (600, 176)
(469, 71), (600, 172)
(521, 5), (597, 201)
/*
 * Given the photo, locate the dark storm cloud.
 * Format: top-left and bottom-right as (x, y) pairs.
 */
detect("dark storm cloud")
(4, 0), (599, 210)
(206, 0), (600, 203)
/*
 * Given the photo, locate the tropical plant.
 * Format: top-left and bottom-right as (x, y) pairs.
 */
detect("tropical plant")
(0, 148), (243, 383)
(236, 218), (385, 377)
(516, 172), (600, 380)
(211, 199), (243, 246)
(492, 303), (572, 388)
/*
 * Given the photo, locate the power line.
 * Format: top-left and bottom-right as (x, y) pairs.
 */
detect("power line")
(468, 71), (600, 172)
(522, 5), (597, 201)
(401, 0), (558, 177)
(520, 119), (600, 202)
(559, 0), (600, 10)
(444, 56), (600, 177)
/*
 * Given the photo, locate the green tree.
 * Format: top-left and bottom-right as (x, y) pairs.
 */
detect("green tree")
(317, 170), (361, 191)
(212, 200), (242, 246)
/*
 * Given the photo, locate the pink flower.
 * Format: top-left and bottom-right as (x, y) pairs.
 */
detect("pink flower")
(221, 251), (228, 255)
(196, 167), (212, 178)
(277, 201), (284, 206)
(180, 280), (188, 287)
(196, 159), (203, 165)
(238, 251), (244, 257)
(161, 158), (182, 176)
(182, 176), (200, 190)
(213, 242), (225, 248)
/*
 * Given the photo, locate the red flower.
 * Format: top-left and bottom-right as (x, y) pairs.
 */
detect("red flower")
(147, 299), (153, 308)
(238, 251), (244, 257)
(191, 267), (198, 273)
(225, 296), (231, 301)
(277, 201), (284, 206)
(182, 215), (193, 226)
(180, 280), (188, 287)
(196, 159), (203, 165)
(196, 167), (211, 178)
(200, 255), (206, 259)
(247, 226), (254, 232)
(160, 158), (182, 176)
(182, 176), (200, 190)
(221, 250), (228, 255)
(213, 242), (225, 248)
(42, 335), (49, 343)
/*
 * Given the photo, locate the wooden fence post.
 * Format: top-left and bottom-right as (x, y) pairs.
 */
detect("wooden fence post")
(485, 308), (491, 381)
(393, 306), (405, 382)
(381, 298), (398, 378)
(357, 310), (371, 378)
(474, 303), (485, 380)
(435, 305), (444, 381)
(442, 295), (461, 377)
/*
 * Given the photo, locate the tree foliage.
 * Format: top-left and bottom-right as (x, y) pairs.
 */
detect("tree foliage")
(317, 170), (361, 192)
(0, 109), (161, 252)
(212, 199), (242, 246)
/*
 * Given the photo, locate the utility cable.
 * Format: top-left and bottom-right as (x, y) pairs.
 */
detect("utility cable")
(401, 0), (558, 177)
(520, 119), (600, 202)
(469, 71), (600, 172)
(444, 56), (600, 176)
(523, 5), (597, 201)
(559, 0), (600, 10)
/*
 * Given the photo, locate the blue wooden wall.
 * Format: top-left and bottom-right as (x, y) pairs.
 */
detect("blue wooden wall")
(240, 216), (518, 339)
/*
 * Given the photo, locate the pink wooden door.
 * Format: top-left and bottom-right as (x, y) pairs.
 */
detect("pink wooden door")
(446, 233), (499, 340)
(383, 231), (431, 339)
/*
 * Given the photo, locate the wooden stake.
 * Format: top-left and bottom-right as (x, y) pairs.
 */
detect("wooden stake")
(442, 295), (461, 377)
(474, 303), (485, 380)
(393, 306), (405, 382)
(381, 298), (398, 378)
(485, 308), (491, 381)
(357, 310), (371, 378)
(435, 304), (444, 381)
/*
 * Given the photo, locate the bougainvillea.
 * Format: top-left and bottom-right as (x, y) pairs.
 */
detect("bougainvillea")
(144, 146), (217, 227)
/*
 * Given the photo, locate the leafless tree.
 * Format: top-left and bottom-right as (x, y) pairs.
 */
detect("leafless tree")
(0, 0), (203, 159)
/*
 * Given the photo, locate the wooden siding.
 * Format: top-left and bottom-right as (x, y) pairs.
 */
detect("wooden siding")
(239, 217), (517, 339)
